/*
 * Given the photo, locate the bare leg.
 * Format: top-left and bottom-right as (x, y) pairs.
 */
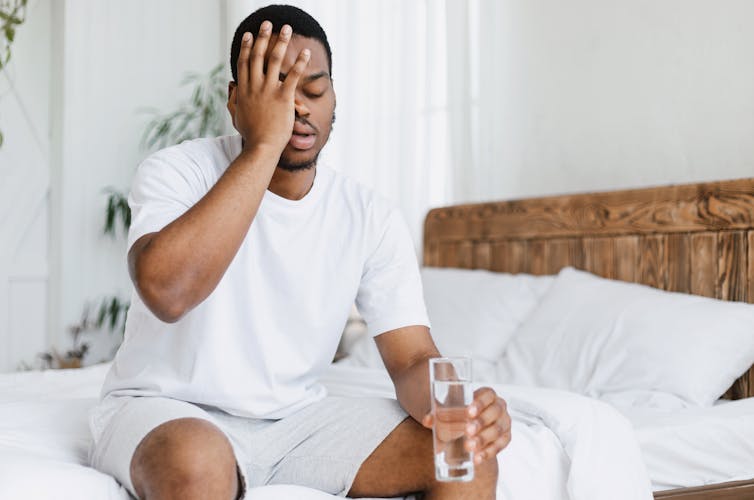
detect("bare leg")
(348, 417), (498, 500)
(129, 417), (240, 500)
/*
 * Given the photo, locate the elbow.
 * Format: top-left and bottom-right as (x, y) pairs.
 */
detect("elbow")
(131, 259), (190, 324)
(147, 295), (187, 324)
(136, 277), (190, 324)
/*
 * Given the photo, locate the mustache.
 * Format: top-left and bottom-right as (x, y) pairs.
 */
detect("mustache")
(295, 116), (318, 133)
(294, 111), (336, 133)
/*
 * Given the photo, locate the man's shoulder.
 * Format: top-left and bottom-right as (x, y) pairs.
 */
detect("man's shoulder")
(143, 135), (234, 166)
(135, 135), (237, 186)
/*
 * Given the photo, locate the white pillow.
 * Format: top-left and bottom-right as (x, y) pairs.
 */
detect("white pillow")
(499, 267), (754, 407)
(340, 268), (554, 369)
(421, 267), (554, 362)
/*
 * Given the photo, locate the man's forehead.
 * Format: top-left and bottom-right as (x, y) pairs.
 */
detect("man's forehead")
(264, 33), (329, 65)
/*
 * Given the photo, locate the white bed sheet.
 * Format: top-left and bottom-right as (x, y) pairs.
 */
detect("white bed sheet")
(0, 364), (129, 500)
(610, 397), (754, 491)
(7, 362), (750, 499)
(0, 364), (347, 500)
(1, 363), (572, 500)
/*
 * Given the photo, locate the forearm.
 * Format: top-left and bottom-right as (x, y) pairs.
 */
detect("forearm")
(392, 353), (439, 423)
(131, 145), (280, 321)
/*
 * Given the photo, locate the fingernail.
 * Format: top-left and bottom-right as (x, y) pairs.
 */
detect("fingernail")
(468, 439), (477, 450)
(468, 406), (478, 417)
(282, 25), (292, 36)
(466, 423), (477, 435)
(303, 48), (311, 58)
(242, 32), (250, 42)
(261, 21), (271, 32)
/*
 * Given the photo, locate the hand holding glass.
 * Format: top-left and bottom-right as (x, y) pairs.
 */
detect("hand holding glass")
(429, 357), (474, 482)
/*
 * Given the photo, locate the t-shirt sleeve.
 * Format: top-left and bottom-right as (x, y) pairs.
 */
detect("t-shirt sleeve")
(355, 207), (431, 337)
(127, 150), (205, 251)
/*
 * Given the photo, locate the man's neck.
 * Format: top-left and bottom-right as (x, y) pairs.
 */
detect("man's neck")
(267, 165), (317, 200)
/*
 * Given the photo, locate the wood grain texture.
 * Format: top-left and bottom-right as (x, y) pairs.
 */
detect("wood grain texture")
(425, 178), (754, 242)
(666, 233), (691, 293)
(456, 241), (474, 269)
(568, 238), (586, 270)
(690, 232), (717, 298)
(474, 241), (491, 269)
(544, 239), (573, 275)
(749, 231), (754, 303)
(423, 177), (754, 402)
(653, 479), (754, 499)
(528, 240), (547, 275)
(491, 240), (528, 274)
(583, 237), (616, 279)
(718, 231), (747, 302)
(424, 242), (440, 268)
(438, 242), (458, 268)
(614, 235), (639, 282)
(638, 235), (668, 290)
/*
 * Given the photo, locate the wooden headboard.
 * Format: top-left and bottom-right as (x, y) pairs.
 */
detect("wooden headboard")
(423, 177), (754, 400)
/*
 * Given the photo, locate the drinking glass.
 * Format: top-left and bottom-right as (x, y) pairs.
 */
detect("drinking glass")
(429, 357), (474, 482)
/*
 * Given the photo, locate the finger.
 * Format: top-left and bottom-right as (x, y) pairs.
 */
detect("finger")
(421, 413), (433, 429)
(281, 48), (311, 96)
(251, 20), (273, 83)
(467, 398), (507, 435)
(465, 421), (504, 452)
(474, 433), (511, 464)
(236, 32), (252, 91)
(265, 24), (293, 86)
(468, 387), (499, 418)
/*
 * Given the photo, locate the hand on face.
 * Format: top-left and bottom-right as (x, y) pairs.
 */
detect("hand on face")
(422, 387), (512, 465)
(232, 21), (311, 155)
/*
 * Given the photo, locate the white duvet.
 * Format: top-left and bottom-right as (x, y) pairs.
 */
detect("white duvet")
(4, 361), (754, 499)
(0, 362), (657, 500)
(321, 364), (653, 500)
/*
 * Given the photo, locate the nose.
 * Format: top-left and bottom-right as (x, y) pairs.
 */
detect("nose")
(294, 92), (310, 118)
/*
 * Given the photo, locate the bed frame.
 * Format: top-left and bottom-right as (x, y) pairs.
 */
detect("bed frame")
(423, 177), (754, 500)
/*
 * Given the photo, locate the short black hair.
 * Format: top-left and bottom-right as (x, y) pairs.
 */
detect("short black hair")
(230, 4), (332, 83)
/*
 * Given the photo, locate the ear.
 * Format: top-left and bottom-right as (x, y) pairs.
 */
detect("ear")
(227, 81), (238, 128)
(227, 81), (237, 103)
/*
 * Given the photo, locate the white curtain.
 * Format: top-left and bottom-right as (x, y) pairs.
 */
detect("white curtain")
(222, 0), (492, 250)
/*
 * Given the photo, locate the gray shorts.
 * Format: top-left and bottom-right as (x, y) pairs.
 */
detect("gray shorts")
(88, 394), (408, 498)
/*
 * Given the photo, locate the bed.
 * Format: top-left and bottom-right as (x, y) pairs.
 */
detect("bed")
(423, 176), (754, 499)
(1, 177), (753, 500)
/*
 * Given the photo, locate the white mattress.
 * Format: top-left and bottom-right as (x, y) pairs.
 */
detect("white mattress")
(0, 362), (751, 499)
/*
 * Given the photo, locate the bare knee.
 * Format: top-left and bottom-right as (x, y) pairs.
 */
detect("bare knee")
(130, 417), (238, 500)
(474, 456), (499, 486)
(349, 417), (498, 499)
(424, 441), (499, 499)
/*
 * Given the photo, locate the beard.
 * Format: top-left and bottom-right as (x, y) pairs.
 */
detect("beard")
(275, 111), (335, 172)
(277, 151), (320, 172)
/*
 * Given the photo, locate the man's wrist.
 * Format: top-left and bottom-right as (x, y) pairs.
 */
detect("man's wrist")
(238, 142), (283, 167)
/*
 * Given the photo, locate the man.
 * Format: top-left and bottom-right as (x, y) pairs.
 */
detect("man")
(89, 5), (511, 499)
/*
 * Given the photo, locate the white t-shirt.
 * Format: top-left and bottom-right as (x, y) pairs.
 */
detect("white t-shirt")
(101, 135), (430, 419)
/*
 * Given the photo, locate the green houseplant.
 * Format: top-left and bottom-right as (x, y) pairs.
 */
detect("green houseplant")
(0, 0), (29, 147)
(33, 63), (229, 369)
(103, 63), (228, 236)
(93, 63), (228, 359)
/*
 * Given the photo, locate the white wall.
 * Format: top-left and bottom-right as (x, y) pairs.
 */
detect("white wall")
(468, 0), (754, 203)
(2, 0), (754, 370)
(0, 0), (51, 371)
(1, 0), (229, 371)
(47, 0), (229, 361)
(224, 0), (454, 251)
